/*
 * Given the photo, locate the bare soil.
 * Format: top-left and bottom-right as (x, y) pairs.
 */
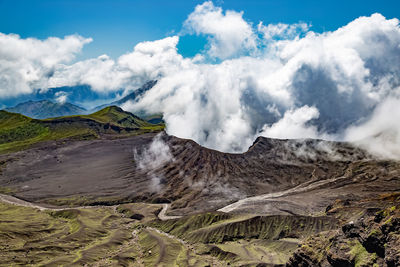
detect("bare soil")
(0, 132), (399, 216)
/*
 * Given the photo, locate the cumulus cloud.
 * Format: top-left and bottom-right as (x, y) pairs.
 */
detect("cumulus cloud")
(0, 33), (91, 98)
(123, 11), (400, 156)
(48, 54), (128, 92)
(47, 36), (186, 93)
(344, 97), (400, 159)
(2, 2), (400, 159)
(183, 1), (257, 59)
(118, 36), (186, 84)
(259, 105), (321, 139)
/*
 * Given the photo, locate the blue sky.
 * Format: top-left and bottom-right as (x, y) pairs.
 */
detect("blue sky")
(1, 0), (400, 154)
(1, 0), (399, 59)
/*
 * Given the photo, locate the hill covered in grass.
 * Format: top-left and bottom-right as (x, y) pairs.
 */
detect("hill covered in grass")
(0, 106), (164, 154)
(6, 100), (87, 119)
(92, 80), (165, 124)
(81, 106), (153, 128)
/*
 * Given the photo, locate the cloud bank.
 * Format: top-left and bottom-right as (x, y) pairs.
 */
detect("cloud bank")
(0, 33), (91, 98)
(1, 1), (400, 159)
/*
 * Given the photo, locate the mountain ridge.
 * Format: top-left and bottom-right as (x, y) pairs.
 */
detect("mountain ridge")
(0, 105), (164, 154)
(93, 80), (157, 111)
(6, 99), (87, 119)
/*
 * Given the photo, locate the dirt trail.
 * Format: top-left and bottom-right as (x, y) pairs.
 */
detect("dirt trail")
(146, 227), (186, 245)
(158, 204), (182, 220)
(92, 225), (145, 267)
(0, 193), (179, 221)
(0, 193), (63, 211)
(0, 193), (119, 211)
(145, 228), (166, 266)
(218, 173), (351, 213)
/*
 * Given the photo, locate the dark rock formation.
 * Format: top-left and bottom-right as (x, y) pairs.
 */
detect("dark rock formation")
(287, 196), (400, 267)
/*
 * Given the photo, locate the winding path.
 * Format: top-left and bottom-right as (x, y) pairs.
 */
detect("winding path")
(0, 194), (181, 221)
(218, 171), (352, 213)
(0, 193), (66, 211)
(158, 204), (182, 220)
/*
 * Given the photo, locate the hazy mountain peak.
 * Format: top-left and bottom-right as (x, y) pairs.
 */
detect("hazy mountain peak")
(5, 99), (86, 119)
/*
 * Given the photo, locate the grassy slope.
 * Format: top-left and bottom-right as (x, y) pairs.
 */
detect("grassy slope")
(150, 212), (338, 244)
(148, 212), (339, 266)
(0, 199), (303, 266)
(0, 202), (134, 266)
(0, 106), (164, 154)
(0, 111), (51, 153)
(0, 202), (223, 266)
(83, 106), (150, 127)
(1, 196), (394, 266)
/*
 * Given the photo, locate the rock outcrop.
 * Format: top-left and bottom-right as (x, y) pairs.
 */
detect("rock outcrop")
(287, 195), (400, 267)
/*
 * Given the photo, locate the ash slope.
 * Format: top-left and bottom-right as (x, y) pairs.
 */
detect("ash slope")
(0, 132), (399, 216)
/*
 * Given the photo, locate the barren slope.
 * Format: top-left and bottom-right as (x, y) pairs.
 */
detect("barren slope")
(1, 132), (399, 216)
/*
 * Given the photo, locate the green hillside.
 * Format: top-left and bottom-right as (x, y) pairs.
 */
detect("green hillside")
(82, 106), (154, 128)
(0, 106), (164, 154)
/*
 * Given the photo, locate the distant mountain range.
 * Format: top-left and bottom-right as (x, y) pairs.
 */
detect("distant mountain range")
(6, 100), (87, 119)
(91, 80), (162, 123)
(94, 80), (157, 111)
(4, 80), (162, 122)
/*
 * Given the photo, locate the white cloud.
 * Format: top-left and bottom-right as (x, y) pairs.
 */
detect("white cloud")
(118, 36), (186, 83)
(1, 2), (400, 159)
(48, 54), (130, 92)
(0, 33), (91, 98)
(48, 36), (185, 93)
(54, 91), (68, 104)
(123, 11), (400, 156)
(183, 1), (257, 59)
(258, 21), (310, 40)
(134, 133), (174, 171)
(259, 105), (320, 139)
(344, 97), (400, 159)
(133, 133), (174, 192)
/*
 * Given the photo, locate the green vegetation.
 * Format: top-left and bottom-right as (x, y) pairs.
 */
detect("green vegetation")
(349, 240), (377, 267)
(0, 202), (224, 266)
(0, 202), (134, 266)
(0, 111), (47, 144)
(0, 106), (164, 154)
(147, 212), (338, 266)
(82, 106), (150, 127)
(151, 212), (338, 244)
(0, 200), (338, 266)
(139, 228), (183, 266)
(216, 239), (298, 265)
(298, 231), (336, 264)
(41, 195), (128, 207)
(0, 111), (51, 153)
(2, 198), (388, 266)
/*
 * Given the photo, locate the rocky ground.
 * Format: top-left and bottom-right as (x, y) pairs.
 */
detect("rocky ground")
(288, 194), (400, 267)
(1, 132), (399, 215)
(0, 132), (399, 266)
